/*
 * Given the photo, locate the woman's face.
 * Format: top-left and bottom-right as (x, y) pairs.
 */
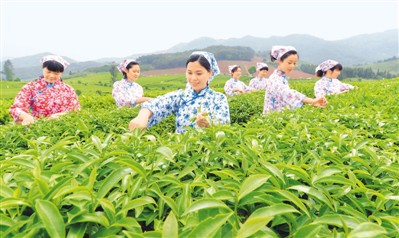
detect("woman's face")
(124, 65), (140, 82)
(232, 67), (242, 79)
(331, 68), (341, 79)
(186, 61), (212, 93)
(258, 69), (268, 78)
(42, 68), (62, 83)
(325, 68), (341, 79)
(278, 54), (298, 74)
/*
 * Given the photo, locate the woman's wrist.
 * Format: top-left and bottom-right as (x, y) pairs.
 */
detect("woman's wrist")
(138, 108), (152, 120)
(19, 112), (32, 121)
(303, 97), (314, 105)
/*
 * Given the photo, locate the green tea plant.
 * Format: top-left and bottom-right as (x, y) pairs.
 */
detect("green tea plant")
(0, 78), (398, 237)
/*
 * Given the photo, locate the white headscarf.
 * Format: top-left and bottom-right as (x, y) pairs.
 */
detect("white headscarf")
(41, 55), (70, 69)
(117, 59), (137, 73)
(271, 46), (297, 60)
(256, 62), (268, 71)
(316, 59), (340, 73)
(228, 65), (239, 73)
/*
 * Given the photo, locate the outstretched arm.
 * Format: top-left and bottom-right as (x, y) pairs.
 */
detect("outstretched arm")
(303, 97), (328, 107)
(129, 108), (153, 131)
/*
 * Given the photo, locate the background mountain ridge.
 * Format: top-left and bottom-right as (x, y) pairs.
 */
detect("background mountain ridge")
(2, 29), (398, 80)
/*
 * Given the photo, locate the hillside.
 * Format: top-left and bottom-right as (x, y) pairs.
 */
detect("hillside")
(166, 29), (398, 66)
(354, 58), (399, 75)
(2, 52), (77, 69)
(3, 30), (397, 80)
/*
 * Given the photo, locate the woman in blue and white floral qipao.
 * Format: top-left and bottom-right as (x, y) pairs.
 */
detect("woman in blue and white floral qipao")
(129, 51), (230, 133)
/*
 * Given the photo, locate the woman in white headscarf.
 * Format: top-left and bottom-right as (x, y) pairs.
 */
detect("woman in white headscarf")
(249, 62), (269, 90)
(224, 65), (255, 96)
(9, 55), (80, 125)
(263, 46), (327, 113)
(314, 59), (355, 98)
(112, 59), (152, 108)
(129, 51), (230, 133)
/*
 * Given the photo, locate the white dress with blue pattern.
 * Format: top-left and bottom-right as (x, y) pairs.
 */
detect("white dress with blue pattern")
(141, 86), (230, 133)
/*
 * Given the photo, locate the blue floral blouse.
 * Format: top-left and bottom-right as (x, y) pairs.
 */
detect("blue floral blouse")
(141, 86), (230, 133)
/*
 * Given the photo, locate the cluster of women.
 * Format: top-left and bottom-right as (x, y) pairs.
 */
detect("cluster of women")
(10, 46), (355, 133)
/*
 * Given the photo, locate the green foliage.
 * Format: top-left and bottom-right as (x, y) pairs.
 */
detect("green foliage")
(109, 63), (118, 83)
(248, 66), (256, 75)
(3, 59), (16, 81)
(0, 77), (398, 237)
(137, 45), (255, 70)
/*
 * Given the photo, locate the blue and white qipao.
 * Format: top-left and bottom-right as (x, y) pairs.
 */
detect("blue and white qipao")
(141, 86), (230, 133)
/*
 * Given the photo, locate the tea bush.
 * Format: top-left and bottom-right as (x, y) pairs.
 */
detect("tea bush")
(0, 78), (398, 237)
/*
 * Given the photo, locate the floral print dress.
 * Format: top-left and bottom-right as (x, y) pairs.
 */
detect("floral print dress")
(314, 77), (355, 98)
(263, 70), (306, 113)
(249, 77), (268, 90)
(9, 77), (80, 121)
(224, 78), (253, 96)
(112, 79), (144, 107)
(141, 86), (230, 133)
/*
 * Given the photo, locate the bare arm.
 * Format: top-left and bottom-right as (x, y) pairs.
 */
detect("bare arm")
(129, 108), (153, 131)
(135, 97), (152, 104)
(303, 97), (328, 107)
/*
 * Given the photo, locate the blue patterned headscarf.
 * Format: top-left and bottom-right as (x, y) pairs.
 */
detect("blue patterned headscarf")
(191, 51), (220, 82)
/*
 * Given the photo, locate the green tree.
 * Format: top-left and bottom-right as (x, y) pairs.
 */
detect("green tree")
(3, 60), (15, 81)
(248, 66), (256, 75)
(109, 62), (118, 83)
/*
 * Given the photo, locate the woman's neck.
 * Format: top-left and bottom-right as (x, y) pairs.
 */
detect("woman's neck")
(324, 72), (333, 78)
(126, 78), (136, 83)
(193, 85), (208, 94)
(277, 67), (286, 74)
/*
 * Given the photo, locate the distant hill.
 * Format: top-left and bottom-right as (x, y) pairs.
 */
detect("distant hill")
(166, 29), (398, 66)
(6, 52), (77, 69)
(137, 45), (255, 70)
(354, 57), (399, 75)
(3, 53), (104, 80)
(94, 53), (147, 64)
(13, 61), (106, 80)
(3, 29), (398, 80)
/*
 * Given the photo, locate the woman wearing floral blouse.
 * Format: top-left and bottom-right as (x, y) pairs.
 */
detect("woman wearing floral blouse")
(249, 62), (269, 90)
(129, 51), (230, 133)
(9, 55), (80, 125)
(224, 65), (254, 96)
(112, 60), (152, 107)
(314, 59), (355, 98)
(263, 46), (327, 113)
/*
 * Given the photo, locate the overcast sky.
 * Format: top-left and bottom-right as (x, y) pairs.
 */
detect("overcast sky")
(1, 0), (398, 61)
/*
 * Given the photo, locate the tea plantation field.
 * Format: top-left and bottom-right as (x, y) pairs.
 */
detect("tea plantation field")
(0, 77), (398, 237)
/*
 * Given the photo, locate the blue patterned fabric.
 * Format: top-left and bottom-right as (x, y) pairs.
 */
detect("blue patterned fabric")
(141, 86), (230, 133)
(191, 51), (220, 82)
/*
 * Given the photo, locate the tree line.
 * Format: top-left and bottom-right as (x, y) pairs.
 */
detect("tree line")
(1, 60), (21, 81)
(2, 50), (397, 81)
(137, 45), (255, 70)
